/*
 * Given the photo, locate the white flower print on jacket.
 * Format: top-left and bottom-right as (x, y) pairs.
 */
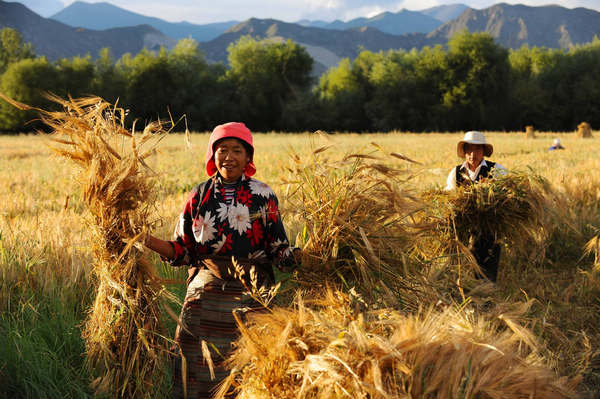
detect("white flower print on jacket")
(216, 203), (229, 222)
(174, 212), (186, 238)
(167, 175), (297, 271)
(249, 179), (274, 197)
(270, 238), (287, 252)
(228, 203), (251, 234)
(192, 211), (216, 244)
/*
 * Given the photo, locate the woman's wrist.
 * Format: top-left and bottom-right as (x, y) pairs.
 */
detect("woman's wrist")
(292, 247), (302, 264)
(144, 234), (175, 260)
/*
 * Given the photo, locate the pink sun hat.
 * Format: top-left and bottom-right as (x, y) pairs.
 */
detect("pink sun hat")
(205, 122), (256, 177)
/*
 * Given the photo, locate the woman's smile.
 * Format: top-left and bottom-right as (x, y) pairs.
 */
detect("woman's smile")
(214, 138), (250, 182)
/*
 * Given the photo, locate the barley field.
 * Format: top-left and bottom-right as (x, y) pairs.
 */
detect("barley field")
(1, 130), (599, 398)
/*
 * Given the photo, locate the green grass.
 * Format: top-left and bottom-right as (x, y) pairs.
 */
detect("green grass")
(0, 288), (92, 399)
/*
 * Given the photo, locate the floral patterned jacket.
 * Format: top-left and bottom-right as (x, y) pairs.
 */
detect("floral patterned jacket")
(167, 173), (296, 274)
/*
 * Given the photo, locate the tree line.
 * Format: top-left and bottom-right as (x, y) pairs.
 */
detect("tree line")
(1, 27), (600, 133)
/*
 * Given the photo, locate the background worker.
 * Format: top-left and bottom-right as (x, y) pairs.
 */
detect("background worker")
(445, 131), (506, 282)
(549, 138), (565, 151)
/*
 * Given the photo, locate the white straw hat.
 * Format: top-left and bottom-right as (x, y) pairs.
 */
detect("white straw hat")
(553, 138), (561, 146)
(457, 131), (493, 158)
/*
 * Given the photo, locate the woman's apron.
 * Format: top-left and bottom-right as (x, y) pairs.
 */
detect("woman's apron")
(172, 256), (272, 399)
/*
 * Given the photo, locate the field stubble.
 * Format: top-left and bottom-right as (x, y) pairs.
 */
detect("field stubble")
(0, 130), (599, 398)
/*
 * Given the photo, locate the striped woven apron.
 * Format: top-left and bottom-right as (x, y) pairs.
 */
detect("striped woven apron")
(172, 258), (271, 399)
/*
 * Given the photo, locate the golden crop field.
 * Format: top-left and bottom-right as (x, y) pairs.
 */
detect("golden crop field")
(1, 130), (599, 398)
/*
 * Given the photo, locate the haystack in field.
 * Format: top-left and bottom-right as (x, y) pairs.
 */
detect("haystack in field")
(417, 172), (551, 273)
(576, 122), (593, 138)
(525, 125), (536, 138)
(0, 93), (177, 397)
(282, 141), (428, 309)
(216, 289), (579, 399)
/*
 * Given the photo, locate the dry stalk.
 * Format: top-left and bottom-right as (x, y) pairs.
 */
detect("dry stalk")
(217, 289), (580, 399)
(576, 122), (593, 138)
(416, 171), (553, 274)
(281, 141), (431, 309)
(1, 93), (178, 397)
(525, 125), (536, 139)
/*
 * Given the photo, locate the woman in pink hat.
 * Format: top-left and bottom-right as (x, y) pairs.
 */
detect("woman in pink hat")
(445, 131), (506, 282)
(145, 122), (300, 398)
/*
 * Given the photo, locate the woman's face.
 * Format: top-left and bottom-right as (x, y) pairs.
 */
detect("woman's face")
(464, 143), (484, 169)
(214, 138), (250, 182)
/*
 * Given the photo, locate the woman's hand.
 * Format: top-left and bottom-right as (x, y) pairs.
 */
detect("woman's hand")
(144, 234), (175, 260)
(293, 248), (303, 264)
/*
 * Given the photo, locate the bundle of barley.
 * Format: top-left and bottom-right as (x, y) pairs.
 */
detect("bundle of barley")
(416, 171), (552, 270)
(582, 235), (600, 285)
(525, 125), (536, 138)
(281, 141), (428, 308)
(576, 122), (593, 138)
(216, 289), (579, 399)
(1, 93), (176, 397)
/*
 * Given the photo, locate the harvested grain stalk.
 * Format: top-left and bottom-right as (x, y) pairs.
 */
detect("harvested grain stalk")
(0, 93), (177, 398)
(216, 289), (579, 399)
(281, 141), (431, 309)
(417, 171), (552, 272)
(576, 122), (593, 138)
(525, 125), (536, 139)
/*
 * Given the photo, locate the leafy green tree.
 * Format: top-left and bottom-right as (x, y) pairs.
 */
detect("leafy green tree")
(0, 28), (35, 74)
(364, 48), (448, 131)
(55, 55), (95, 98)
(0, 57), (60, 130)
(550, 40), (600, 130)
(92, 48), (127, 104)
(316, 57), (370, 131)
(225, 36), (313, 130)
(118, 47), (176, 124)
(363, 51), (413, 131)
(507, 46), (556, 130)
(167, 38), (227, 131)
(441, 30), (510, 130)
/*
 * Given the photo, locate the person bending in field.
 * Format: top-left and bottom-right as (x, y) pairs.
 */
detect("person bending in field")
(145, 122), (301, 399)
(445, 131), (506, 283)
(548, 138), (565, 151)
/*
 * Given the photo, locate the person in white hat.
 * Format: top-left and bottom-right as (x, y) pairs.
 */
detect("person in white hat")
(445, 131), (506, 190)
(445, 131), (506, 282)
(548, 138), (565, 151)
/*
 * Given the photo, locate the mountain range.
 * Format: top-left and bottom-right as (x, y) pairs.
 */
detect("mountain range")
(420, 4), (470, 22)
(2, 1), (600, 75)
(427, 4), (600, 49)
(297, 10), (442, 35)
(199, 18), (427, 75)
(0, 1), (175, 61)
(49, 2), (467, 40)
(51, 1), (239, 42)
(196, 3), (600, 72)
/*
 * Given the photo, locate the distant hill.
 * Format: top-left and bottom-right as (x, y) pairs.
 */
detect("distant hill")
(0, 0), (175, 60)
(15, 0), (63, 17)
(420, 4), (470, 22)
(199, 4), (600, 75)
(427, 3), (600, 49)
(5, 1), (600, 75)
(320, 9), (442, 35)
(198, 18), (427, 74)
(51, 1), (238, 42)
(296, 19), (329, 29)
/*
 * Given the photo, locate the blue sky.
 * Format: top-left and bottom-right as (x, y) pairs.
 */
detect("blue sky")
(18, 0), (600, 24)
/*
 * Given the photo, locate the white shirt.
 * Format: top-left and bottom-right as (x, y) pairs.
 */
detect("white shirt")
(445, 159), (506, 190)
